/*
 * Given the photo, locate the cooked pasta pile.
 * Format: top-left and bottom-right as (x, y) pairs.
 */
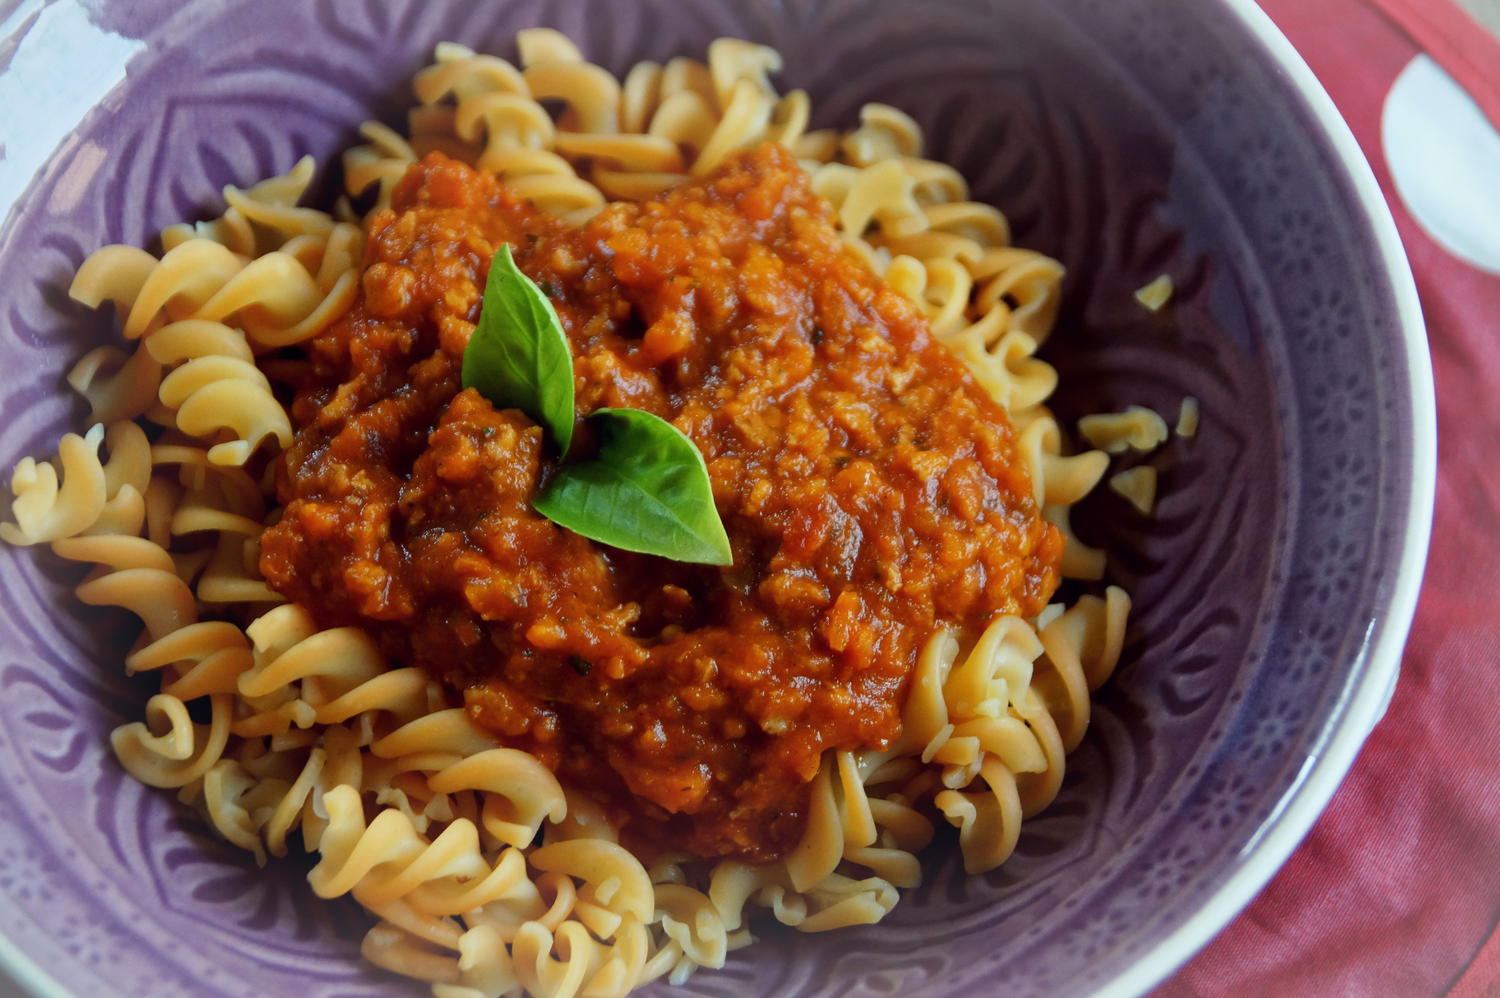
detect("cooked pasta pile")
(4, 30), (1130, 998)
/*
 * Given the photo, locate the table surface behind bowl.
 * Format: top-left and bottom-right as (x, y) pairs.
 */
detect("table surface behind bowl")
(1159, 0), (1500, 995)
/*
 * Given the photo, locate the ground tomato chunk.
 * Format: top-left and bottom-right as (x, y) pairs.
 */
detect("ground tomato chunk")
(259, 144), (1061, 862)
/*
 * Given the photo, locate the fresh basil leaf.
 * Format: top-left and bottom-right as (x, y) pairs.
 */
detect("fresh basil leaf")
(462, 244), (575, 454)
(533, 408), (733, 566)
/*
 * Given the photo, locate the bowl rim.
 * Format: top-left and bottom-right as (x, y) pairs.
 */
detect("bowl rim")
(1096, 0), (1437, 994)
(0, 1), (1438, 996)
(0, 928), (53, 998)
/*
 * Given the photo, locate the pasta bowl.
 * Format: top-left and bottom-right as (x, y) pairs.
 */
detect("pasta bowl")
(0, 0), (1433, 996)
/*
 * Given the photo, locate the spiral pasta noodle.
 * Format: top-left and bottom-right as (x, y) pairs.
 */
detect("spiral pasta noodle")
(0, 30), (1156, 998)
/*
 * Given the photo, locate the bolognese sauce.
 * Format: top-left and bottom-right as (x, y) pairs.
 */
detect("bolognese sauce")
(259, 143), (1062, 862)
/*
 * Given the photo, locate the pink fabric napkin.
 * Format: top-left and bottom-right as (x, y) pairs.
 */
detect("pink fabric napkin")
(1156, 1), (1500, 994)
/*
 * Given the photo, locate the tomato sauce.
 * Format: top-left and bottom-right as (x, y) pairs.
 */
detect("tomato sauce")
(259, 144), (1062, 862)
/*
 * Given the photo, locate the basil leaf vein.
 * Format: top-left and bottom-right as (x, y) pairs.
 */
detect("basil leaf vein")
(533, 408), (733, 566)
(461, 243), (575, 454)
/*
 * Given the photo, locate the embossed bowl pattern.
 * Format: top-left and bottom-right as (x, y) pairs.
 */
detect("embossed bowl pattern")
(0, 1), (1431, 996)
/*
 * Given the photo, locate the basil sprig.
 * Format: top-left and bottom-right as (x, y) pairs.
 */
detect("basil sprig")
(534, 408), (732, 566)
(462, 245), (732, 566)
(462, 244), (575, 455)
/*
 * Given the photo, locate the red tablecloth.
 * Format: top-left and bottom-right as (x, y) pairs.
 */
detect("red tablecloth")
(1157, 1), (1500, 995)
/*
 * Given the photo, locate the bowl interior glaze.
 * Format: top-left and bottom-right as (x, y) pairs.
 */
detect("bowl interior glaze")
(0, 1), (1425, 996)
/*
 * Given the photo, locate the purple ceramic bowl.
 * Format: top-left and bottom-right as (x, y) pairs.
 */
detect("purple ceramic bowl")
(0, 1), (1434, 995)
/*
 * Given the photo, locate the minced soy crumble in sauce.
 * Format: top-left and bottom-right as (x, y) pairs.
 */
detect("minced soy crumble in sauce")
(259, 143), (1062, 863)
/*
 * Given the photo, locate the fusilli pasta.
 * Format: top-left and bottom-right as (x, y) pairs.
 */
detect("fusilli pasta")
(3, 30), (1143, 998)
